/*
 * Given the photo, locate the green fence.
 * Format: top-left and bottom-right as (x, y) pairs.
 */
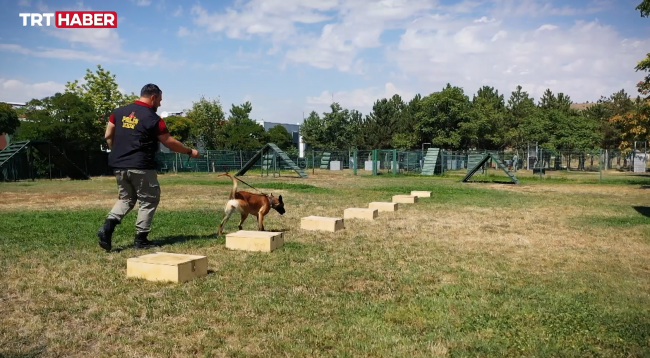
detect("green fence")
(2, 144), (648, 182)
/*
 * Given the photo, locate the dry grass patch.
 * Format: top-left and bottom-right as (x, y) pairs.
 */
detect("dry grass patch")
(1, 173), (650, 357)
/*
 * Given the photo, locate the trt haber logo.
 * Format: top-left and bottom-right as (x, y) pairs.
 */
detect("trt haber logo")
(19, 11), (117, 28)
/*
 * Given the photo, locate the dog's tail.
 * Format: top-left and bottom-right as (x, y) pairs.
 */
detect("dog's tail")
(218, 172), (237, 200)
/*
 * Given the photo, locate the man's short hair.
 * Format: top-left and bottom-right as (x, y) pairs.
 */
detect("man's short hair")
(140, 84), (162, 97)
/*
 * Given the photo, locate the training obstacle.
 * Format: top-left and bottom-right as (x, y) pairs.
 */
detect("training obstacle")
(369, 202), (398, 212)
(301, 216), (345, 232)
(126, 252), (208, 283)
(411, 191), (431, 197)
(392, 195), (418, 203)
(344, 208), (378, 221)
(225, 230), (284, 252)
(462, 152), (518, 184)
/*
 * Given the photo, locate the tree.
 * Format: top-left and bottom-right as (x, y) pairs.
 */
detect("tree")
(0, 102), (20, 135)
(65, 64), (138, 123)
(506, 85), (538, 150)
(268, 125), (292, 149)
(164, 115), (194, 144)
(299, 103), (357, 150)
(220, 102), (268, 150)
(637, 0), (650, 17)
(391, 94), (422, 150)
(464, 86), (508, 149)
(416, 84), (471, 149)
(608, 96), (650, 152)
(363, 95), (404, 149)
(300, 111), (327, 149)
(636, 1), (650, 97)
(185, 95), (226, 150)
(15, 92), (101, 152)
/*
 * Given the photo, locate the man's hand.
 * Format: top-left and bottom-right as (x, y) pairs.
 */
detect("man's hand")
(190, 149), (200, 158)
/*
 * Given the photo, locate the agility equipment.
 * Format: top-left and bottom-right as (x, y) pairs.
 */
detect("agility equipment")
(225, 230), (284, 252)
(0, 140), (90, 181)
(301, 216), (345, 232)
(392, 195), (418, 203)
(126, 252), (208, 283)
(234, 143), (307, 178)
(462, 152), (519, 184)
(369, 202), (398, 212)
(344, 208), (378, 221)
(411, 191), (431, 197)
(420, 148), (441, 175)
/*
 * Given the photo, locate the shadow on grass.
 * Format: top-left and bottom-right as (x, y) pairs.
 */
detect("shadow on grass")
(0, 345), (47, 358)
(462, 180), (517, 185)
(633, 206), (650, 218)
(111, 233), (220, 252)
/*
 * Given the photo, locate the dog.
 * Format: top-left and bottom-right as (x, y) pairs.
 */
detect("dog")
(217, 173), (285, 236)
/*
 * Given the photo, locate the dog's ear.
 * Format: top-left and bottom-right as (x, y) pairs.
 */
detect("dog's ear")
(279, 195), (283, 202)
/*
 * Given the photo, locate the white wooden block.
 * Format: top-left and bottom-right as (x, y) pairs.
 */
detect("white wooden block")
(344, 208), (378, 220)
(411, 191), (431, 197)
(225, 230), (284, 252)
(301, 216), (345, 232)
(127, 252), (208, 283)
(369, 202), (398, 212)
(392, 195), (418, 203)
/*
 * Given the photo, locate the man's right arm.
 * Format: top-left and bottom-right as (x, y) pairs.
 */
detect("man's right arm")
(158, 133), (198, 156)
(156, 117), (199, 157)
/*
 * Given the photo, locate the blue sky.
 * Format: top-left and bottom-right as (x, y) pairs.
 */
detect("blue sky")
(0, 0), (648, 124)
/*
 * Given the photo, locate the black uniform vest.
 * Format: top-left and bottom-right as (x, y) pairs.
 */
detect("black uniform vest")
(108, 102), (160, 170)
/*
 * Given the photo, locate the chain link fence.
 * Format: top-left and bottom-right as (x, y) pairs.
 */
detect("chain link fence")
(2, 144), (649, 181)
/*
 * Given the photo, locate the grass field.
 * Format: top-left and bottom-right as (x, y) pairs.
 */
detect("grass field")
(1, 169), (650, 357)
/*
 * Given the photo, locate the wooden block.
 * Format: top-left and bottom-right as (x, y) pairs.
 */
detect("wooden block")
(411, 191), (431, 197)
(369, 202), (398, 212)
(344, 208), (378, 220)
(225, 230), (284, 252)
(127, 252), (208, 283)
(301, 216), (345, 232)
(392, 195), (418, 203)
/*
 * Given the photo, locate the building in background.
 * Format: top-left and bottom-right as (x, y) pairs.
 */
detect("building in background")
(255, 120), (305, 157)
(0, 102), (26, 150)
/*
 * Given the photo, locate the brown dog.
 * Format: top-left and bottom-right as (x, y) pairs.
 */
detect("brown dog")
(217, 174), (285, 235)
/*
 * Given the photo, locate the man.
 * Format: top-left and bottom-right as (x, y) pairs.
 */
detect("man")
(96, 84), (199, 252)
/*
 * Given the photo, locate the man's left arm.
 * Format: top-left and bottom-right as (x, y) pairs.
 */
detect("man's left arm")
(105, 113), (116, 149)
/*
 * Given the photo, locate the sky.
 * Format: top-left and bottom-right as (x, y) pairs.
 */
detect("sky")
(0, 0), (649, 124)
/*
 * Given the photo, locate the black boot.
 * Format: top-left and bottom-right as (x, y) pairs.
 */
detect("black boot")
(134, 231), (158, 249)
(97, 218), (119, 252)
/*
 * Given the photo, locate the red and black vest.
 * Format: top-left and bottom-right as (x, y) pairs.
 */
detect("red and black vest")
(108, 102), (161, 170)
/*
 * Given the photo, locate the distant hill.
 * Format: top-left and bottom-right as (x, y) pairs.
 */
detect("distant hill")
(570, 102), (597, 111)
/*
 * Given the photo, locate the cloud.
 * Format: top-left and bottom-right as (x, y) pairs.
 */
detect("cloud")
(45, 28), (123, 51)
(0, 78), (66, 102)
(0, 43), (182, 69)
(388, 18), (650, 103)
(134, 0), (151, 6)
(489, 0), (610, 18)
(173, 6), (183, 17)
(0, 43), (108, 62)
(190, 0), (440, 71)
(18, 0), (30, 7)
(306, 82), (415, 114)
(177, 27), (191, 37)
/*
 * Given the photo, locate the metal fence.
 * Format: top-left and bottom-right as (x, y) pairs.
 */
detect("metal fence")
(2, 145), (649, 182)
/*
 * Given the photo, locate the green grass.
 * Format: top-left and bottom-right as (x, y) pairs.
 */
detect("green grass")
(1, 173), (650, 357)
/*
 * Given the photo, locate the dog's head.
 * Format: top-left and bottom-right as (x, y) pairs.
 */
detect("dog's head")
(269, 194), (285, 215)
